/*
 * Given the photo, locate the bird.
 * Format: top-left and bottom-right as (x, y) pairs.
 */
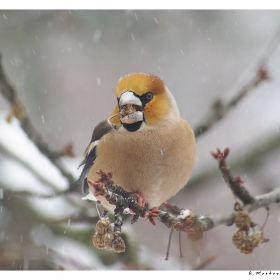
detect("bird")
(78, 73), (196, 211)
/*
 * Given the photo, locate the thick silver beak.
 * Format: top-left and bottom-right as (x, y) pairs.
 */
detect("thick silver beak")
(119, 91), (144, 124)
(119, 91), (142, 107)
(121, 111), (143, 124)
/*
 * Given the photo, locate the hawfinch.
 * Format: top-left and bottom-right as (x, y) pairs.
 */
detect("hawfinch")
(79, 73), (196, 210)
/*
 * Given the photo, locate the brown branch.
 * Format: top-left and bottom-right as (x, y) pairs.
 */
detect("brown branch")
(194, 25), (280, 138)
(0, 54), (77, 190)
(211, 147), (256, 205)
(194, 67), (270, 137)
(208, 149), (274, 254)
(87, 165), (280, 254)
(198, 187), (280, 231)
(157, 188), (280, 245)
(87, 170), (147, 220)
(89, 170), (280, 233)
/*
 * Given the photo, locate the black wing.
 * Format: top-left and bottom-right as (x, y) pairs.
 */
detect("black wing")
(77, 120), (113, 194)
(78, 145), (97, 194)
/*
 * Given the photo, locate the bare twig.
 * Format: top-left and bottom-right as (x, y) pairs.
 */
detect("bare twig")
(194, 26), (280, 138)
(194, 67), (270, 137)
(87, 170), (147, 220)
(156, 187), (280, 235)
(199, 187), (280, 231)
(87, 167), (280, 254)
(0, 54), (77, 190)
(211, 147), (256, 205)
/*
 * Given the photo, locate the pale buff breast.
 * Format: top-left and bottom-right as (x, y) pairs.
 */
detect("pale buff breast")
(87, 118), (196, 209)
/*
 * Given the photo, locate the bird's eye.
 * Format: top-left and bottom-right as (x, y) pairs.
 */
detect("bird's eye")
(145, 92), (153, 100)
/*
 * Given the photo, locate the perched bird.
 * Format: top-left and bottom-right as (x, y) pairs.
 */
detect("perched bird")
(78, 73), (196, 210)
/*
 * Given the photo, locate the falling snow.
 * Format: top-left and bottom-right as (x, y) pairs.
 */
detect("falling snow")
(1, 10), (280, 271)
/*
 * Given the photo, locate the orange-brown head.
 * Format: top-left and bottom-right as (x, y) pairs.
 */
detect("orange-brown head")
(109, 73), (180, 132)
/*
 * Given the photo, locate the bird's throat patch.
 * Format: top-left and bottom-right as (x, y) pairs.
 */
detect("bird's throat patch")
(122, 120), (143, 132)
